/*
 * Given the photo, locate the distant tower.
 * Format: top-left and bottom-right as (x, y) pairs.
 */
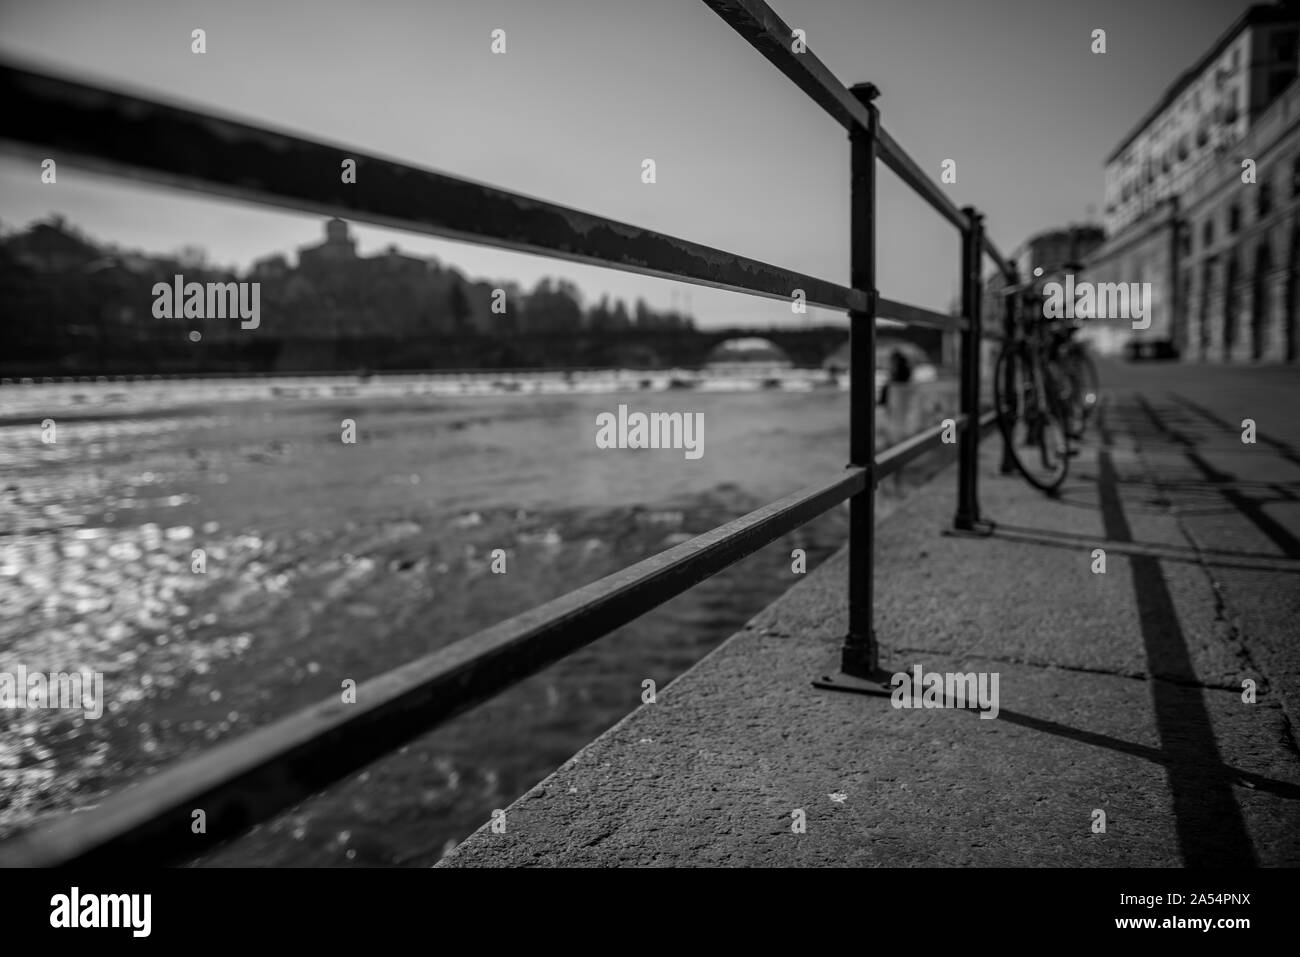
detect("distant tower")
(325, 218), (350, 245)
(299, 217), (358, 270)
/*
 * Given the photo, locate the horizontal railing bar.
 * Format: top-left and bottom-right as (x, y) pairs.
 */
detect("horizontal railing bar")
(877, 140), (1014, 282)
(874, 408), (997, 481)
(0, 466), (866, 867)
(700, 0), (967, 232)
(701, 0), (1014, 279)
(874, 126), (969, 233)
(876, 297), (968, 332)
(875, 416), (964, 480)
(700, 0), (883, 141)
(0, 61), (867, 314)
(981, 235), (1014, 281)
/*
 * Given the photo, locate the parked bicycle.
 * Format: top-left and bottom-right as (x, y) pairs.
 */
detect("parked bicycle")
(993, 261), (1100, 494)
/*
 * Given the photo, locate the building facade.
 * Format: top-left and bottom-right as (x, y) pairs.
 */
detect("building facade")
(1181, 79), (1300, 361)
(1086, 2), (1300, 361)
(1078, 200), (1180, 355)
(977, 224), (1106, 356)
(1014, 225), (1106, 279)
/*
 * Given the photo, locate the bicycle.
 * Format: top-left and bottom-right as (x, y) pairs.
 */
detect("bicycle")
(993, 261), (1098, 494)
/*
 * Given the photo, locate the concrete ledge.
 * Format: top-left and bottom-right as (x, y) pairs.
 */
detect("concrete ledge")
(441, 403), (1300, 867)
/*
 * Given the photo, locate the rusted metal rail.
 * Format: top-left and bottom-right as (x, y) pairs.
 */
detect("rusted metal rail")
(0, 62), (862, 314)
(0, 0), (1014, 867)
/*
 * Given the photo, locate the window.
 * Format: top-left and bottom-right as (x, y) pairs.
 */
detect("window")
(1228, 204), (1241, 233)
(1259, 180), (1273, 218)
(1268, 71), (1293, 101)
(1271, 30), (1296, 63)
(1292, 155), (1300, 197)
(1203, 218), (1215, 248)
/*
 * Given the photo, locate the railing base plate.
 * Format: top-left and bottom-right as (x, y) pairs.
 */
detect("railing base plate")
(812, 670), (897, 698)
(943, 519), (996, 538)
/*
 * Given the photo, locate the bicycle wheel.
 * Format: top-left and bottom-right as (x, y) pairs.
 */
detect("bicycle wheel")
(994, 343), (1070, 493)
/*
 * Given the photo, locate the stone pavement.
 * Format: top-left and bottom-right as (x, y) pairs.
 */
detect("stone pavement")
(442, 361), (1300, 867)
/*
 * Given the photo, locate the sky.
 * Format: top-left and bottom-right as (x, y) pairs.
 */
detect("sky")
(0, 0), (1253, 328)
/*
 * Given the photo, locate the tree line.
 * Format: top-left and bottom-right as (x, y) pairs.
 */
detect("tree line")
(1, 217), (696, 375)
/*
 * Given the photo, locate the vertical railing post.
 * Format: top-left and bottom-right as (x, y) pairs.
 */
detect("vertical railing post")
(954, 207), (984, 531)
(999, 262), (1019, 474)
(841, 82), (879, 678)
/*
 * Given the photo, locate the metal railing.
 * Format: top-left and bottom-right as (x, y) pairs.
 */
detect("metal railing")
(0, 0), (1016, 867)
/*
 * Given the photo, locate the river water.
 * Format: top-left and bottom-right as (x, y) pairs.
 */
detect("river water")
(0, 377), (957, 864)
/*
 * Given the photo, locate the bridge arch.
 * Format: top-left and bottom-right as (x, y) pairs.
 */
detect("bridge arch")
(704, 337), (794, 367)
